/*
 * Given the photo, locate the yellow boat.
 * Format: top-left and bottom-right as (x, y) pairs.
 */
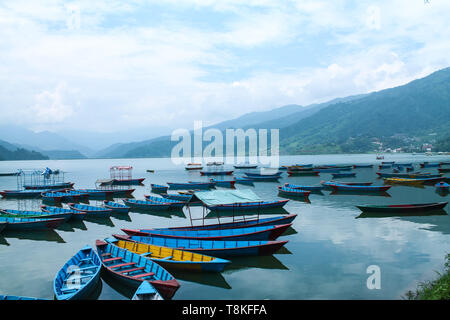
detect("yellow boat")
(383, 178), (425, 186)
(107, 237), (230, 272)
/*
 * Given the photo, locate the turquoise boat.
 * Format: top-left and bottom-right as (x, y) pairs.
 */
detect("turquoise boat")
(103, 201), (130, 213)
(96, 239), (180, 299)
(117, 234), (288, 257)
(284, 183), (324, 191)
(121, 223), (291, 241)
(0, 295), (47, 300)
(144, 195), (185, 209)
(54, 245), (102, 300)
(123, 199), (171, 211)
(150, 184), (169, 193)
(40, 205), (86, 220)
(68, 203), (113, 218)
(132, 281), (164, 300)
(0, 208), (71, 222)
(0, 216), (65, 231)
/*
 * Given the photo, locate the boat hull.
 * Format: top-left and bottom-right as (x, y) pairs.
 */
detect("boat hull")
(356, 202), (448, 213)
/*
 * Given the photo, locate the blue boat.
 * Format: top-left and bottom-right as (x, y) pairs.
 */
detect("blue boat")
(41, 190), (89, 203)
(235, 177), (254, 185)
(95, 239), (180, 299)
(242, 175), (281, 181)
(123, 199), (171, 211)
(0, 208), (71, 222)
(106, 237), (230, 273)
(122, 223), (291, 241)
(352, 164), (373, 168)
(167, 181), (215, 190)
(244, 171), (282, 177)
(116, 234), (288, 257)
(277, 186), (311, 198)
(161, 193), (193, 202)
(151, 184), (169, 193)
(209, 178), (236, 188)
(283, 183), (324, 191)
(132, 281), (164, 300)
(0, 216), (65, 230)
(0, 188), (53, 198)
(329, 183), (391, 193)
(206, 199), (289, 212)
(144, 195), (185, 209)
(41, 205), (86, 220)
(76, 189), (115, 198)
(150, 214), (298, 231)
(54, 245), (101, 300)
(103, 201), (130, 213)
(68, 203), (113, 218)
(331, 172), (356, 178)
(420, 162), (440, 168)
(24, 182), (74, 190)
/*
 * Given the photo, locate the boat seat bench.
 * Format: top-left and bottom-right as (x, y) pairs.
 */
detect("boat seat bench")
(119, 267), (145, 274)
(103, 257), (123, 263)
(110, 262), (135, 269)
(132, 272), (155, 279)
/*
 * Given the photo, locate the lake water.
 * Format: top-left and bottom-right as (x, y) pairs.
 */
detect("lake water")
(0, 153), (449, 300)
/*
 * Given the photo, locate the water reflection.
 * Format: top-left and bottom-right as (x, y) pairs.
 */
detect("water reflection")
(356, 210), (448, 219)
(169, 270), (231, 290)
(2, 229), (65, 243)
(224, 255), (289, 273)
(66, 219), (87, 231)
(84, 216), (115, 227)
(278, 193), (312, 203)
(128, 208), (173, 218)
(99, 270), (137, 300)
(0, 236), (10, 246)
(330, 190), (391, 197)
(111, 212), (132, 222)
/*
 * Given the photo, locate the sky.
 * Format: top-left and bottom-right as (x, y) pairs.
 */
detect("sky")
(0, 0), (449, 143)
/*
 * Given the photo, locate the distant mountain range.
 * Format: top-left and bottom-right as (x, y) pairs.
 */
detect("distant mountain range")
(1, 67), (449, 161)
(93, 67), (450, 158)
(0, 139), (49, 161)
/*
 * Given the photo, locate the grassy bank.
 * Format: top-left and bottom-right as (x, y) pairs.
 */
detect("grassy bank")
(404, 254), (450, 300)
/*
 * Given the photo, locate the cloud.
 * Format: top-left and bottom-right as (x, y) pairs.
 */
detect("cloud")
(0, 0), (448, 138)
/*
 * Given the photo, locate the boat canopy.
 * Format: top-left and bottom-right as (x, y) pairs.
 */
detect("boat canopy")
(194, 189), (262, 206)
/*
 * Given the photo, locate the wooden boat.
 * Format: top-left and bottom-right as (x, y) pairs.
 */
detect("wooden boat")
(277, 186), (310, 198)
(151, 184), (169, 193)
(24, 182), (74, 190)
(122, 223), (291, 241)
(420, 162), (440, 168)
(146, 170), (155, 173)
(0, 216), (65, 230)
(103, 201), (130, 213)
(200, 170), (234, 176)
(283, 183), (324, 191)
(207, 161), (224, 166)
(0, 188), (53, 198)
(148, 214), (298, 231)
(383, 178), (424, 186)
(0, 172), (20, 177)
(321, 180), (373, 187)
(243, 175), (281, 181)
(234, 177), (254, 185)
(438, 168), (450, 173)
(244, 171), (282, 177)
(41, 205), (86, 220)
(132, 281), (163, 300)
(68, 203), (113, 218)
(76, 189), (115, 198)
(352, 164), (373, 168)
(144, 195), (185, 209)
(106, 237), (231, 273)
(356, 202), (448, 213)
(286, 166), (314, 172)
(123, 199), (171, 211)
(381, 161), (395, 164)
(95, 239), (180, 299)
(94, 188), (135, 197)
(0, 208), (71, 222)
(378, 164), (392, 169)
(162, 193), (193, 202)
(328, 183), (391, 193)
(331, 172), (356, 178)
(209, 178), (236, 188)
(111, 178), (145, 185)
(287, 170), (319, 176)
(41, 190), (89, 203)
(206, 199), (289, 212)
(115, 234), (288, 257)
(185, 163), (203, 171)
(375, 172), (440, 178)
(167, 181), (215, 189)
(54, 245), (101, 300)
(435, 182), (449, 192)
(233, 164), (258, 169)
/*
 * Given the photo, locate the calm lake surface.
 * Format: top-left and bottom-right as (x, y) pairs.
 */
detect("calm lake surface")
(0, 154), (449, 300)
